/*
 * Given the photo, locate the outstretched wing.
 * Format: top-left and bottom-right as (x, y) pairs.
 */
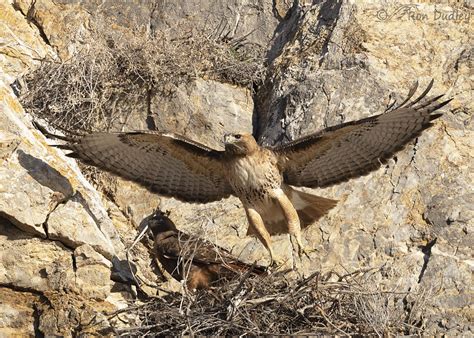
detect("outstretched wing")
(57, 131), (233, 202)
(275, 80), (452, 188)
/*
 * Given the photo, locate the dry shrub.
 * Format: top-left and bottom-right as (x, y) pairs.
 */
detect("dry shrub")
(19, 18), (266, 134)
(107, 268), (432, 336)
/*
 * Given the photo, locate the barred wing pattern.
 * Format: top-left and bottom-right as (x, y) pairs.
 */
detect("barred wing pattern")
(59, 132), (233, 202)
(276, 80), (451, 188)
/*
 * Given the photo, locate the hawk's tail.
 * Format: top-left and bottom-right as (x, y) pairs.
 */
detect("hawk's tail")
(284, 186), (338, 227)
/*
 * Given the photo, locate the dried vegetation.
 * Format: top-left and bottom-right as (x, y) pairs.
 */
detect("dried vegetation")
(19, 19), (266, 134)
(107, 267), (432, 336)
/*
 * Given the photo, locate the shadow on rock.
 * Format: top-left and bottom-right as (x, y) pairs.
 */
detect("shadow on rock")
(17, 150), (74, 198)
(111, 256), (138, 285)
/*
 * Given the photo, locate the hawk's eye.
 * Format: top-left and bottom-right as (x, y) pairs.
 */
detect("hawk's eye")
(235, 134), (241, 139)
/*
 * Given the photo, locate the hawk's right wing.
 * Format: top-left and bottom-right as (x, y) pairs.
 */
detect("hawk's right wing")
(55, 131), (233, 203)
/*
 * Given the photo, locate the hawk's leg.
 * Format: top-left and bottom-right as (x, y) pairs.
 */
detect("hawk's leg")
(271, 190), (312, 260)
(246, 208), (277, 267)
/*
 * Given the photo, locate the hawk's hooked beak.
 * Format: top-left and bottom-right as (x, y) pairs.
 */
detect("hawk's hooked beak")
(223, 133), (231, 144)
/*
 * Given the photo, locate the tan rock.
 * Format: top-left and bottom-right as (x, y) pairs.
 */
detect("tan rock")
(48, 199), (116, 260)
(0, 130), (20, 163)
(0, 79), (124, 250)
(150, 78), (254, 148)
(13, 0), (92, 60)
(0, 287), (39, 336)
(73, 244), (112, 300)
(274, 0), (293, 19)
(37, 292), (116, 336)
(150, 0), (277, 48)
(0, 218), (74, 292)
(0, 1), (54, 83)
(0, 85), (71, 236)
(111, 178), (161, 229)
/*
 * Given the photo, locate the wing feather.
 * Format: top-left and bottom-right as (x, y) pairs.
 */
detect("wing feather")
(274, 81), (452, 188)
(59, 131), (233, 202)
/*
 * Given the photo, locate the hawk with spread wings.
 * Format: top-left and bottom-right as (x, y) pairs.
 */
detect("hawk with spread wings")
(49, 80), (451, 265)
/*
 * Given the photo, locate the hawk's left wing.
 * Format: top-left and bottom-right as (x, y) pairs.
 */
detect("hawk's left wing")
(274, 80), (452, 188)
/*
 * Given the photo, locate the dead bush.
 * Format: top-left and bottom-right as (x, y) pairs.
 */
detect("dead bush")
(19, 18), (266, 134)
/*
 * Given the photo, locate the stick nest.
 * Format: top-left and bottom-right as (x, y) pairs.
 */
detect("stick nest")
(108, 268), (431, 336)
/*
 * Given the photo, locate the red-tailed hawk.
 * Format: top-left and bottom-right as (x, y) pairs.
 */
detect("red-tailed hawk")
(48, 80), (451, 265)
(148, 211), (266, 289)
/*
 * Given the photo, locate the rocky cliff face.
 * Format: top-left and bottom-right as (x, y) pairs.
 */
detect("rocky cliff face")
(1, 0), (472, 335)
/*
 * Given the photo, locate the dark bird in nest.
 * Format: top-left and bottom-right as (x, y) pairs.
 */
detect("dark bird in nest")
(148, 211), (267, 290)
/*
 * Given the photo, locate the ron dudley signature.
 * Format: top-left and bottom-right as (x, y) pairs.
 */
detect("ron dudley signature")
(375, 4), (471, 23)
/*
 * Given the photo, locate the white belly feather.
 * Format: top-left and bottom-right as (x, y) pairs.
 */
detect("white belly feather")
(231, 156), (274, 188)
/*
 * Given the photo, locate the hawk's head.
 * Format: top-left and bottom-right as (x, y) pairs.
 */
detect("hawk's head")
(148, 210), (176, 238)
(224, 132), (258, 155)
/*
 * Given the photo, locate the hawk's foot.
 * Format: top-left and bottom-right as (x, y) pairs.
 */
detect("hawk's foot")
(298, 245), (315, 260)
(289, 234), (314, 261)
(268, 256), (287, 270)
